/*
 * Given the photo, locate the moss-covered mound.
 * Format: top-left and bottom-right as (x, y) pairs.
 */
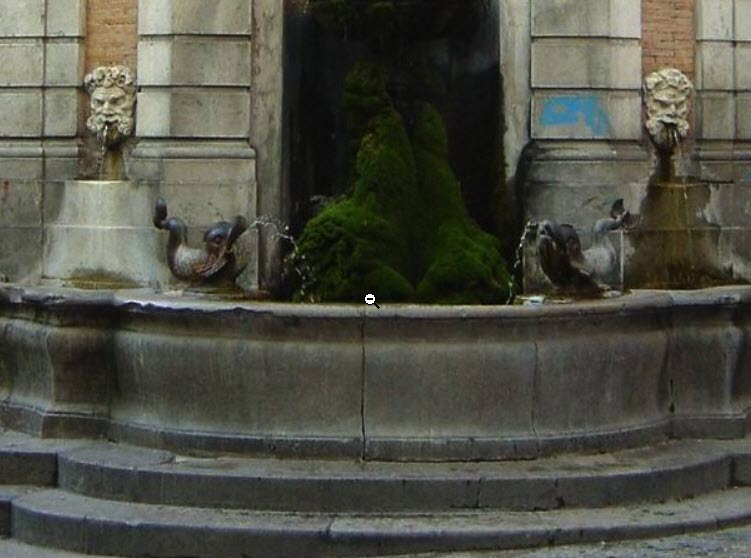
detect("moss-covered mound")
(291, 61), (509, 304)
(412, 103), (510, 304)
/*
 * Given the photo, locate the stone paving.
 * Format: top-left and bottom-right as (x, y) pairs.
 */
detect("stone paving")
(407, 524), (751, 558)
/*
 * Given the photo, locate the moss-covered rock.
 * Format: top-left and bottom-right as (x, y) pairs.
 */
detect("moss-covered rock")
(293, 63), (417, 301)
(412, 103), (510, 304)
(291, 61), (509, 304)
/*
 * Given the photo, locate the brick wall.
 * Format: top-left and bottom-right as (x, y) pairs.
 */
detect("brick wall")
(642, 0), (695, 79)
(85, 0), (138, 70)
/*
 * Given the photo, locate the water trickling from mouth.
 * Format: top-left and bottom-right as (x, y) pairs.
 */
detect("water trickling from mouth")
(98, 124), (109, 180)
(248, 216), (313, 299)
(506, 220), (537, 304)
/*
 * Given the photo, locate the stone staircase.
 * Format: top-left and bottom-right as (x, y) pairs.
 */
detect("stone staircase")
(3, 429), (751, 557)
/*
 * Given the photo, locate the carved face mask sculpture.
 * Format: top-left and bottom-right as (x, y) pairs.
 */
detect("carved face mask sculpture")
(84, 66), (136, 147)
(644, 69), (693, 154)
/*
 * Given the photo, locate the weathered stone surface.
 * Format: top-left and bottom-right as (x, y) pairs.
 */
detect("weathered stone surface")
(500, 0), (531, 188)
(698, 92), (736, 140)
(171, 90), (250, 137)
(10, 485), (751, 557)
(136, 90), (250, 138)
(162, 158), (254, 185)
(534, 323), (666, 436)
(737, 0), (751, 41)
(532, 39), (641, 89)
(159, 180), (252, 227)
(134, 90), (171, 136)
(111, 323), (363, 445)
(172, 38), (250, 85)
(44, 90), (78, 137)
(0, 318), (112, 412)
(528, 160), (650, 187)
(50, 439), (737, 513)
(0, 41), (44, 86)
(138, 0), (252, 36)
(43, 225), (167, 286)
(697, 0), (734, 40)
(0, 155), (43, 180)
(1, 287), (751, 459)
(46, 0), (86, 37)
(363, 332), (536, 447)
(136, 39), (171, 86)
(0, 92), (42, 137)
(0, 227), (41, 282)
(737, 94), (751, 139)
(701, 182), (751, 227)
(532, 92), (641, 140)
(667, 305), (744, 419)
(45, 41), (84, 86)
(531, 0), (640, 38)
(0, 180), (41, 225)
(0, 0), (44, 37)
(43, 180), (155, 227)
(697, 42), (735, 91)
(139, 37), (250, 86)
(41, 180), (170, 286)
(610, 0), (642, 39)
(737, 44), (751, 90)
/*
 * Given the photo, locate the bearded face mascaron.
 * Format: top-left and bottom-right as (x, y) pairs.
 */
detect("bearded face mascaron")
(84, 66), (136, 147)
(644, 69), (693, 155)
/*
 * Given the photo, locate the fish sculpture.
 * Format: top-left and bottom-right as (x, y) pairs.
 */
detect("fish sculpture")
(153, 198), (252, 284)
(537, 199), (631, 293)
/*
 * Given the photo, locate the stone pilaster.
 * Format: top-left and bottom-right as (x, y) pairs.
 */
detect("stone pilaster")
(133, 0), (260, 288)
(694, 0), (751, 182)
(692, 0), (751, 282)
(0, 0), (85, 283)
(525, 0), (649, 231)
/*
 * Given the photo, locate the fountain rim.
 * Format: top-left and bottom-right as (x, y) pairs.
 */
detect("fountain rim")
(1, 283), (749, 320)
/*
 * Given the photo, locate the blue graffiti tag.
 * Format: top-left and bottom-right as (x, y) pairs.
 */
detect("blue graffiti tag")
(745, 167), (751, 181)
(539, 95), (612, 136)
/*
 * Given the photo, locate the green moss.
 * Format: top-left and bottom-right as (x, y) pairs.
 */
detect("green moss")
(293, 62), (417, 301)
(412, 103), (510, 304)
(291, 64), (509, 304)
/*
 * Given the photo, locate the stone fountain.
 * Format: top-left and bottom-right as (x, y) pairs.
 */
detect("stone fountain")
(42, 66), (170, 288)
(626, 69), (729, 289)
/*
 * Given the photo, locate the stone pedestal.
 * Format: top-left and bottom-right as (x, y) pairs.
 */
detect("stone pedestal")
(43, 179), (170, 287)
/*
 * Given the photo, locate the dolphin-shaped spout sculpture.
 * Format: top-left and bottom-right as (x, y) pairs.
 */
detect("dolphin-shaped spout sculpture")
(153, 198), (252, 284)
(537, 199), (631, 293)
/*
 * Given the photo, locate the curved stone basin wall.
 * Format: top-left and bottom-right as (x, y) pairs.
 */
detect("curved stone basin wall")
(0, 285), (749, 461)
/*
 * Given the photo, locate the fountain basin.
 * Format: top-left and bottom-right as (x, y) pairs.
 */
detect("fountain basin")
(0, 284), (749, 461)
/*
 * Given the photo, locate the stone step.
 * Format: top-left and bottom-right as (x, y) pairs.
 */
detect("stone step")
(0, 430), (68, 486)
(0, 487), (39, 536)
(56, 439), (741, 513)
(0, 538), (116, 558)
(12, 486), (751, 557)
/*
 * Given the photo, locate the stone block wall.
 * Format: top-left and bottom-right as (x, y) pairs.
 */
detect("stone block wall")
(0, 0), (84, 283)
(131, 0), (262, 289)
(525, 0), (650, 231)
(0, 0), (285, 290)
(695, 0), (751, 169)
(692, 0), (751, 280)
